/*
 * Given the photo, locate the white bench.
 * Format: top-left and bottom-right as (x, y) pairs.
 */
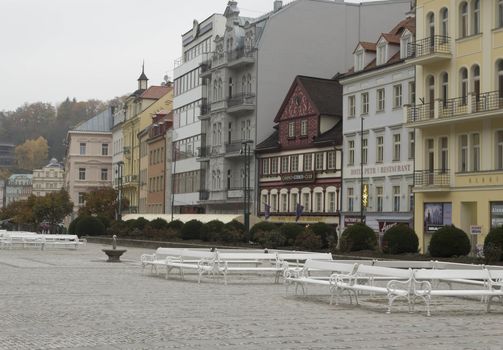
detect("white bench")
(216, 252), (286, 284)
(330, 264), (413, 313)
(411, 269), (503, 316)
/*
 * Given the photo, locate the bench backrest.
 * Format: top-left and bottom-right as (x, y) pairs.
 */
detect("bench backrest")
(303, 259), (356, 274)
(332, 259), (374, 265)
(355, 264), (412, 279)
(373, 260), (435, 269)
(42, 234), (79, 241)
(434, 261), (484, 270)
(155, 248), (215, 260)
(413, 268), (491, 281)
(277, 252), (332, 261)
(217, 252), (278, 261)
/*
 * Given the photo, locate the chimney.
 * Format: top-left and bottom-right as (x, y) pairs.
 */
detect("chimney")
(273, 0), (282, 12)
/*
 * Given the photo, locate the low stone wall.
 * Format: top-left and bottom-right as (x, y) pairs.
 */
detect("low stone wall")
(84, 236), (244, 250)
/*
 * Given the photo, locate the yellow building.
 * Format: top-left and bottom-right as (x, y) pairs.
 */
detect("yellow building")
(406, 0), (503, 252)
(122, 68), (173, 213)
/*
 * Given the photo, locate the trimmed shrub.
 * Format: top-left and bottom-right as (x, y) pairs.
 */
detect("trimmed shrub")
(181, 219), (203, 240)
(96, 215), (111, 229)
(225, 220), (246, 234)
(428, 225), (471, 258)
(250, 221), (277, 241)
(279, 223), (304, 246)
(254, 229), (286, 249)
(220, 221), (245, 243)
(167, 219), (184, 232)
(108, 220), (129, 237)
(149, 218), (169, 230)
(310, 222), (335, 248)
(339, 223), (377, 252)
(68, 216), (82, 235)
(381, 224), (419, 254)
(295, 227), (322, 251)
(484, 226), (503, 262)
(200, 220), (225, 242)
(75, 216), (106, 237)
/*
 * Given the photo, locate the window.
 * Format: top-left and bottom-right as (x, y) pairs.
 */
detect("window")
(348, 95), (356, 117)
(78, 168), (86, 180)
(472, 65), (480, 102)
(362, 138), (368, 165)
(327, 151), (336, 170)
(303, 154), (312, 171)
(261, 194), (268, 212)
(499, 0), (503, 28)
(376, 186), (383, 212)
(101, 168), (108, 181)
(460, 2), (468, 38)
(291, 193), (298, 212)
(271, 194), (277, 212)
(78, 192), (85, 206)
(472, 0), (480, 35)
(315, 192), (322, 212)
(246, 120), (251, 140)
(376, 136), (384, 163)
(408, 131), (415, 160)
(393, 134), (401, 161)
(401, 34), (412, 58)
(271, 158), (278, 174)
(408, 81), (416, 105)
(302, 193), (310, 212)
(460, 135), (468, 172)
(441, 8), (449, 37)
(315, 153), (324, 170)
(288, 122), (295, 138)
(460, 68), (468, 105)
(393, 85), (402, 108)
(328, 192), (336, 213)
(348, 140), (355, 165)
(347, 187), (354, 212)
(497, 131), (503, 169)
(355, 50), (364, 71)
(79, 143), (86, 155)
(300, 119), (308, 136)
(262, 158), (270, 175)
(281, 157), (289, 173)
(440, 137), (449, 172)
(393, 186), (400, 212)
(427, 12), (435, 39)
(101, 144), (108, 156)
(441, 72), (449, 105)
(290, 155), (299, 172)
(472, 133), (480, 171)
(377, 88), (385, 112)
(377, 44), (386, 65)
(281, 193), (287, 212)
(361, 92), (369, 115)
(499, 60), (503, 97)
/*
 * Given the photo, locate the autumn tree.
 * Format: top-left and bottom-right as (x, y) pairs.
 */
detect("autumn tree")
(32, 189), (73, 233)
(0, 196), (36, 230)
(15, 137), (49, 170)
(78, 187), (128, 220)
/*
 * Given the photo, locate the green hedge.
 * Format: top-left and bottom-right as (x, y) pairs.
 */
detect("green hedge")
(75, 216), (106, 237)
(181, 219), (203, 240)
(279, 223), (304, 246)
(339, 223), (377, 252)
(484, 226), (503, 262)
(428, 225), (471, 258)
(381, 224), (419, 254)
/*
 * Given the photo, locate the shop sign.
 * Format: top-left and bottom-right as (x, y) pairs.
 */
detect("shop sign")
(470, 225), (482, 235)
(344, 215), (363, 227)
(424, 203), (452, 233)
(268, 215), (338, 224)
(280, 172), (315, 183)
(344, 161), (413, 179)
(491, 202), (503, 229)
(378, 221), (408, 234)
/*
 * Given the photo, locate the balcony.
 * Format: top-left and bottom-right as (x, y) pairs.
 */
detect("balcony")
(122, 175), (139, 187)
(198, 98), (211, 120)
(227, 93), (256, 115)
(123, 146), (131, 158)
(196, 146), (211, 161)
(414, 170), (450, 191)
(227, 48), (255, 69)
(199, 190), (209, 201)
(224, 140), (254, 158)
(407, 36), (452, 65)
(405, 90), (503, 127)
(200, 60), (212, 78)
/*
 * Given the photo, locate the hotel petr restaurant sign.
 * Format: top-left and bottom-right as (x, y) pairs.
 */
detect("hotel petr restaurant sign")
(343, 161), (413, 179)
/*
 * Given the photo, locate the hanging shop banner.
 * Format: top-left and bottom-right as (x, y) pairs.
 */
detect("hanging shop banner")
(344, 215), (363, 227)
(378, 221), (409, 234)
(424, 203), (452, 232)
(491, 202), (503, 229)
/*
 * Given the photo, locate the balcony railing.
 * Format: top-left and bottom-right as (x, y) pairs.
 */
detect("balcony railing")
(414, 170), (450, 187)
(227, 47), (254, 63)
(407, 103), (434, 123)
(407, 35), (451, 59)
(197, 146), (211, 158)
(200, 98), (210, 116)
(123, 175), (139, 185)
(472, 90), (503, 113)
(440, 96), (468, 118)
(227, 93), (256, 108)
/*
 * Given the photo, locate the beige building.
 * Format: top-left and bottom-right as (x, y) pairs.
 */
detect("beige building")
(64, 108), (113, 218)
(32, 158), (64, 197)
(406, 0), (503, 252)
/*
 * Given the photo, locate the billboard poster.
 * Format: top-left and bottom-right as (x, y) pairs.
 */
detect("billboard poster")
(424, 203), (452, 232)
(491, 202), (503, 228)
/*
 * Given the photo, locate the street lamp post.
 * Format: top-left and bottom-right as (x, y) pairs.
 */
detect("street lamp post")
(117, 161), (124, 221)
(360, 116), (365, 223)
(242, 140), (253, 238)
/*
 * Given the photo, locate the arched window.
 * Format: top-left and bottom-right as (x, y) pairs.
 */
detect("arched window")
(427, 75), (435, 117)
(247, 74), (252, 94)
(472, 64), (480, 99)
(460, 68), (468, 105)
(460, 2), (468, 38)
(213, 80), (218, 102)
(228, 77), (233, 98)
(241, 75), (246, 93)
(218, 78), (223, 100)
(497, 60), (503, 98)
(440, 8), (449, 37)
(472, 0), (480, 35)
(427, 12), (435, 41)
(441, 72), (449, 106)
(499, 0), (503, 28)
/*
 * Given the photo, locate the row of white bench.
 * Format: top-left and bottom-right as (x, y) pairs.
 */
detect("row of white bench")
(284, 259), (503, 316)
(141, 248), (333, 285)
(0, 230), (86, 250)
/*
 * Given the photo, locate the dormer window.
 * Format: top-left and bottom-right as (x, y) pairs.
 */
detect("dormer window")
(355, 50), (364, 72)
(377, 43), (387, 65)
(400, 34), (412, 59)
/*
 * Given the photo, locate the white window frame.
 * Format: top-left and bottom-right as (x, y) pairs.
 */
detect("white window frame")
(348, 140), (355, 165)
(361, 92), (369, 115)
(303, 154), (312, 171)
(288, 121), (295, 138)
(376, 136), (384, 163)
(393, 84), (402, 109)
(300, 119), (308, 136)
(348, 95), (356, 117)
(377, 88), (385, 112)
(393, 134), (401, 161)
(393, 185), (400, 212)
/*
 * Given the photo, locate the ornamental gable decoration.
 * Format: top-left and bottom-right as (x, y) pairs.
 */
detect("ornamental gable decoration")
(277, 84), (316, 122)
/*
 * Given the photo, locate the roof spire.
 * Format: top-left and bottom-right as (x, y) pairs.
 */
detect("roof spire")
(137, 61), (148, 90)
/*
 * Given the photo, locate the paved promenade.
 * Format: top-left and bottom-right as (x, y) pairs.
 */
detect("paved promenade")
(0, 244), (502, 350)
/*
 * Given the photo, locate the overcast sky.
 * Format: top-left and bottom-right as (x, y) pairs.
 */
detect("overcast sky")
(0, 0), (368, 111)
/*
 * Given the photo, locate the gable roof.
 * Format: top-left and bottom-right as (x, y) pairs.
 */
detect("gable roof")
(255, 130), (279, 152)
(353, 41), (376, 54)
(72, 108), (113, 133)
(313, 120), (343, 146)
(273, 76), (342, 123)
(140, 86), (172, 100)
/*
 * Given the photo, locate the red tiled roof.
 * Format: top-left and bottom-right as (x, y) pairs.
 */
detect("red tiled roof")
(140, 85), (172, 100)
(353, 41), (377, 53)
(390, 17), (416, 35)
(381, 33), (401, 45)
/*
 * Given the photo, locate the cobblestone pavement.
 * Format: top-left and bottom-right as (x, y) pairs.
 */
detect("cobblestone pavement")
(1, 244), (503, 350)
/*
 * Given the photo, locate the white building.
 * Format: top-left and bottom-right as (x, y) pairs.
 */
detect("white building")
(340, 17), (416, 235)
(6, 174), (33, 206)
(32, 158), (64, 197)
(194, 0), (412, 214)
(112, 103), (125, 218)
(171, 14), (226, 214)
